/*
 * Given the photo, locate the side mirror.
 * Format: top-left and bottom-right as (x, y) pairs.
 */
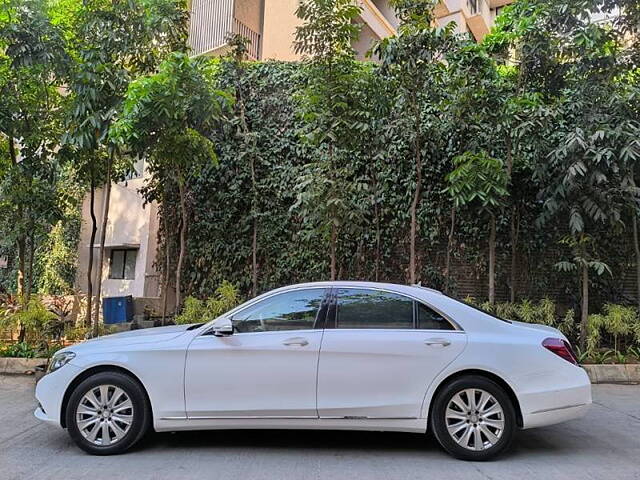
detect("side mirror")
(212, 317), (234, 337)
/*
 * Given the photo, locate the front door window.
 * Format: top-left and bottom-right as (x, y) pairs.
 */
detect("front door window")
(232, 289), (326, 333)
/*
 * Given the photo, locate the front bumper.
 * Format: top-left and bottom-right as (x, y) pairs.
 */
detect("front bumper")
(34, 363), (82, 427)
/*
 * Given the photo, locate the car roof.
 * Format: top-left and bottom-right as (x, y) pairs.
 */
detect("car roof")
(265, 281), (443, 298)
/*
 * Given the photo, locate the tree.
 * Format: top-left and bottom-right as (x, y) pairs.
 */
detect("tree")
(375, 0), (458, 284)
(111, 52), (231, 312)
(63, 0), (188, 332)
(223, 35), (262, 297)
(445, 152), (509, 304)
(293, 0), (365, 281)
(0, 0), (68, 313)
(494, 0), (640, 345)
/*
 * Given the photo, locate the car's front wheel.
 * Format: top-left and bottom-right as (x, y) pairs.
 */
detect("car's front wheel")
(65, 371), (151, 455)
(430, 375), (516, 461)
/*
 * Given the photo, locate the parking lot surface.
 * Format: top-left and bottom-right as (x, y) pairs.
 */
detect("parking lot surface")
(1, 374), (639, 480)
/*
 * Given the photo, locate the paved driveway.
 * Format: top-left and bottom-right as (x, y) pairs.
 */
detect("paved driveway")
(1, 374), (639, 480)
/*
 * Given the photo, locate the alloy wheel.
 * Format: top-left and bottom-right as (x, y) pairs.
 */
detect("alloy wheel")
(445, 388), (505, 451)
(76, 384), (134, 446)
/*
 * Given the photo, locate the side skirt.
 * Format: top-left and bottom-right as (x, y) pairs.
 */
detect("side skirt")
(155, 417), (428, 433)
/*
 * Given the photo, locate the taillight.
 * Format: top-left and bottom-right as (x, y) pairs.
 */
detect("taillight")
(542, 337), (578, 365)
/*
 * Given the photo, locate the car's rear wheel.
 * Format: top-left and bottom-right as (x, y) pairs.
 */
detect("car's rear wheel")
(430, 375), (516, 461)
(65, 371), (150, 455)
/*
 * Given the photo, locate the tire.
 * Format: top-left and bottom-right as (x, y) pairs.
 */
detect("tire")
(65, 371), (151, 455)
(430, 375), (516, 461)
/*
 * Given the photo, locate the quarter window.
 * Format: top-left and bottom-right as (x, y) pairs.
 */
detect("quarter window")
(336, 288), (413, 329)
(417, 302), (454, 330)
(232, 289), (326, 333)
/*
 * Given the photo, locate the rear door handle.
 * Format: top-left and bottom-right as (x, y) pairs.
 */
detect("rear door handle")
(283, 337), (309, 347)
(424, 338), (451, 347)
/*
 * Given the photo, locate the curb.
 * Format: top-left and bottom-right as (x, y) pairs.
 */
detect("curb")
(0, 357), (48, 376)
(583, 364), (640, 384)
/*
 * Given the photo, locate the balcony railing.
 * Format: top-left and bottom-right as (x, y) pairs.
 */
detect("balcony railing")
(188, 0), (261, 59)
(467, 0), (479, 15)
(232, 18), (261, 60)
(189, 0), (233, 55)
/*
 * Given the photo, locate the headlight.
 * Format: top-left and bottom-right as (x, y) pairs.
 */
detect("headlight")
(47, 351), (76, 374)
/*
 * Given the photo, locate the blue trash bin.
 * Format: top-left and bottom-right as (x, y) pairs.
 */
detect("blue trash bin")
(103, 296), (134, 324)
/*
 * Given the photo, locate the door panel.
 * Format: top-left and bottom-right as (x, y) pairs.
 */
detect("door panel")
(317, 288), (466, 419)
(317, 330), (466, 418)
(185, 330), (322, 417)
(184, 287), (328, 418)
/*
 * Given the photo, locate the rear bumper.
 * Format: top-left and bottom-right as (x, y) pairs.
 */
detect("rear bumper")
(523, 402), (590, 429)
(520, 367), (592, 429)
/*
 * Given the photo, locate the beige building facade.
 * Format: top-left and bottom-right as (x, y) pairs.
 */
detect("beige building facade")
(75, 0), (513, 307)
(75, 162), (163, 305)
(188, 0), (514, 61)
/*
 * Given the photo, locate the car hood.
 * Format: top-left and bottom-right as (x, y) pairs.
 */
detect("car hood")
(64, 324), (199, 353)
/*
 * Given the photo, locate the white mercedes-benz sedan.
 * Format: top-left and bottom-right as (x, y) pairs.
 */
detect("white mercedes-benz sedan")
(35, 281), (591, 460)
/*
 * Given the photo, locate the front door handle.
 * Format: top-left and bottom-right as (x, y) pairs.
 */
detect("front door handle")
(424, 338), (451, 347)
(283, 337), (309, 347)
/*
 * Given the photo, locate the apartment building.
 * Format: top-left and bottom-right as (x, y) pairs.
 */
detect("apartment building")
(189, 0), (514, 61)
(74, 0), (512, 311)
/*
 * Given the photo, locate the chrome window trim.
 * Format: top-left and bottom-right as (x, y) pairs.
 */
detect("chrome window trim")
(197, 284), (464, 336)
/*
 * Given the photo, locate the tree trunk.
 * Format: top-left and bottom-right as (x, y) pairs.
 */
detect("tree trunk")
(510, 206), (519, 303)
(93, 152), (113, 335)
(633, 212), (640, 313)
(16, 236), (26, 343)
(372, 170), (381, 282)
(330, 223), (337, 281)
(488, 213), (496, 304)
(445, 207), (456, 293)
(161, 201), (170, 325)
(409, 123), (422, 285)
(252, 217), (258, 296)
(235, 59), (259, 297)
(25, 231), (35, 301)
(85, 172), (98, 328)
(9, 138), (26, 303)
(580, 263), (589, 349)
(175, 177), (188, 312)
(16, 237), (26, 300)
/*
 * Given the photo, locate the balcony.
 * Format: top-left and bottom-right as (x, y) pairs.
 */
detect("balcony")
(358, 0), (396, 39)
(188, 0), (261, 59)
(466, 0), (491, 40)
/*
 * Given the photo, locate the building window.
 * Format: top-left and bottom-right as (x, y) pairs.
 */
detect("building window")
(109, 249), (138, 280)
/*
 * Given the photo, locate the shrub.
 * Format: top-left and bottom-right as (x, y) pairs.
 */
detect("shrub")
(587, 304), (639, 354)
(0, 342), (37, 358)
(175, 281), (241, 325)
(0, 297), (57, 343)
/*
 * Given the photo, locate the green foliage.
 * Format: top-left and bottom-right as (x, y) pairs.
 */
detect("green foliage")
(0, 297), (56, 342)
(587, 304), (639, 353)
(0, 342), (37, 358)
(174, 281), (241, 325)
(445, 152), (509, 210)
